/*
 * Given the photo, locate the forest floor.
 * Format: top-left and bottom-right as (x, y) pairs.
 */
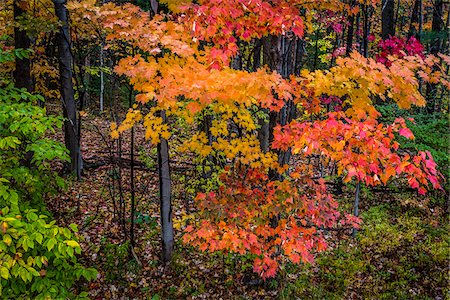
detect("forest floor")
(46, 105), (449, 300)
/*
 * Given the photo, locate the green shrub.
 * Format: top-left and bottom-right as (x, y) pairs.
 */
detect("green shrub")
(0, 85), (96, 299)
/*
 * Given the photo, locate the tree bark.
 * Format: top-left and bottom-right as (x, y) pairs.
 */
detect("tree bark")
(346, 8), (355, 55)
(426, 0), (444, 113)
(13, 0), (33, 92)
(261, 35), (297, 179)
(158, 110), (174, 264)
(53, 0), (82, 178)
(351, 182), (361, 237)
(430, 0), (443, 55)
(382, 0), (395, 40)
(362, 5), (371, 58)
(100, 41), (105, 111)
(408, 0), (422, 39)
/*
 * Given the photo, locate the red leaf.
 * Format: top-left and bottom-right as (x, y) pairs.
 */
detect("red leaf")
(399, 128), (414, 139)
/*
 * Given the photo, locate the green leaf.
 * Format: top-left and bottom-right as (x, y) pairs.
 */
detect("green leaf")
(69, 223), (78, 233)
(35, 232), (43, 244)
(47, 238), (56, 251)
(0, 267), (9, 279)
(3, 234), (12, 246)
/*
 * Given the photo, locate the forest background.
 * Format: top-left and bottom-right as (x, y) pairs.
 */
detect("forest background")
(0, 0), (449, 298)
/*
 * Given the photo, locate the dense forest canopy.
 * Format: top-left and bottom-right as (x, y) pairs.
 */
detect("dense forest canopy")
(0, 0), (448, 298)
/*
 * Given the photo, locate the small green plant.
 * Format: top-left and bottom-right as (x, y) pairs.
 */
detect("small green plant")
(100, 241), (131, 283)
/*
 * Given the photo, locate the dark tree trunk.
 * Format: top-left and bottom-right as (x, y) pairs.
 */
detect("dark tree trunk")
(53, 0), (82, 178)
(382, 0), (395, 40)
(13, 0), (33, 92)
(408, 0), (422, 39)
(351, 182), (361, 237)
(346, 9), (355, 55)
(261, 36), (281, 158)
(430, 0), (443, 55)
(129, 90), (136, 247)
(252, 38), (262, 72)
(261, 35), (297, 180)
(362, 5), (371, 58)
(426, 0), (444, 113)
(158, 110), (174, 264)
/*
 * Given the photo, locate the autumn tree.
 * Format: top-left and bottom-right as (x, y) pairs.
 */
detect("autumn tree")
(67, 0), (448, 278)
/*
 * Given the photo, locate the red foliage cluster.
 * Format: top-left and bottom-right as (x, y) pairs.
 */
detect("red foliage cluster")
(182, 0), (304, 66)
(183, 166), (359, 279)
(273, 112), (442, 194)
(376, 36), (425, 66)
(320, 95), (342, 111)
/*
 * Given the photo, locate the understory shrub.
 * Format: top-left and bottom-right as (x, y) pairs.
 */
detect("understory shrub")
(0, 84), (97, 299)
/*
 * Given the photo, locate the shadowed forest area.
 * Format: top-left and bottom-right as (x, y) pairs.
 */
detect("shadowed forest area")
(0, 0), (449, 299)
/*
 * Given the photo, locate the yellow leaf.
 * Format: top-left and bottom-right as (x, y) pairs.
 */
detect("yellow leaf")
(66, 240), (80, 248)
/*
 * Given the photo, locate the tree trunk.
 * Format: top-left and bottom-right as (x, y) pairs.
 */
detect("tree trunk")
(346, 8), (355, 55)
(100, 41), (104, 112)
(129, 90), (136, 247)
(13, 0), (33, 92)
(362, 5), (371, 58)
(426, 0), (444, 113)
(430, 0), (443, 55)
(53, 0), (82, 178)
(158, 110), (174, 264)
(408, 0), (422, 39)
(351, 182), (361, 237)
(262, 35), (297, 179)
(382, 0), (395, 40)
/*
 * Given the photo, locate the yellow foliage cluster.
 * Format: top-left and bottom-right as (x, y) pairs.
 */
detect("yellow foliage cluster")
(295, 52), (449, 119)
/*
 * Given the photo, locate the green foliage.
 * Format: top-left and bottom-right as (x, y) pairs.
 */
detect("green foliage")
(377, 104), (449, 180)
(0, 85), (68, 207)
(0, 48), (33, 64)
(0, 206), (97, 299)
(0, 84), (97, 298)
(282, 203), (449, 299)
(98, 240), (131, 283)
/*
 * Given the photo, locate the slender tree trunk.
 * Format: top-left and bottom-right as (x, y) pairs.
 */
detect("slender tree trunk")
(382, 0), (395, 40)
(83, 55), (91, 107)
(129, 90), (136, 247)
(53, 0), (82, 178)
(100, 41), (104, 112)
(262, 35), (297, 179)
(13, 0), (33, 92)
(346, 6), (355, 55)
(426, 0), (444, 113)
(430, 0), (443, 55)
(418, 0), (423, 40)
(409, 0), (422, 39)
(352, 183), (361, 237)
(253, 39), (271, 153)
(362, 5), (371, 58)
(158, 110), (174, 264)
(355, 11), (361, 52)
